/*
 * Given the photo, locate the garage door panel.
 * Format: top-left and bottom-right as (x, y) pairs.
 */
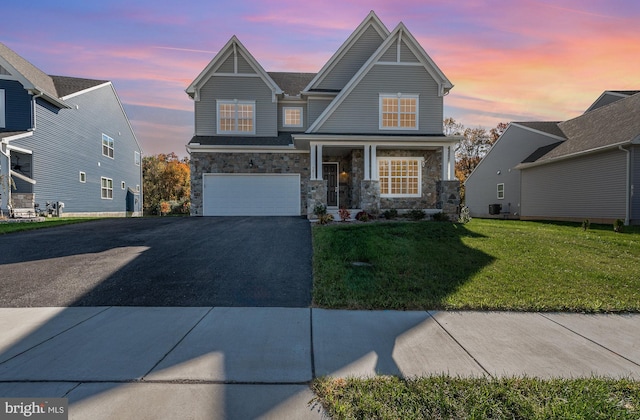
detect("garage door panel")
(203, 174), (300, 216)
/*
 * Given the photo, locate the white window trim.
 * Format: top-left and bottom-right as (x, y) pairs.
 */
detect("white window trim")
(378, 93), (419, 131)
(102, 133), (114, 159)
(216, 99), (256, 135)
(101, 177), (113, 200)
(282, 106), (303, 128)
(377, 157), (423, 198)
(121, 181), (126, 190)
(0, 89), (5, 128)
(497, 183), (505, 200)
(134, 151), (140, 166)
(79, 171), (86, 183)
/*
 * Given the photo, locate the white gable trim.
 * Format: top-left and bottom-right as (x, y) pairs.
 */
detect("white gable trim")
(186, 36), (283, 101)
(302, 11), (390, 93)
(307, 23), (453, 133)
(61, 81), (112, 100)
(511, 122), (566, 141)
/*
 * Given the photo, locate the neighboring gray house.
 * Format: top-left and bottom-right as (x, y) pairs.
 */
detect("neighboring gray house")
(186, 11), (460, 217)
(465, 122), (565, 218)
(465, 91), (640, 225)
(0, 42), (143, 217)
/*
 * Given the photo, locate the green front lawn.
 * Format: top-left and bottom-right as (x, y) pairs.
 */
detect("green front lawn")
(312, 219), (640, 312)
(312, 376), (640, 420)
(0, 217), (100, 235)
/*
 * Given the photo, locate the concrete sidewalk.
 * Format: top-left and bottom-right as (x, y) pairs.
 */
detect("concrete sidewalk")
(0, 307), (638, 419)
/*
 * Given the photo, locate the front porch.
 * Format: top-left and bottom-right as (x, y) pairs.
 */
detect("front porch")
(299, 136), (460, 219)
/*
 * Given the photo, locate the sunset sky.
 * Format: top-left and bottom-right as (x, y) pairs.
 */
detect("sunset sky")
(2, 0), (638, 157)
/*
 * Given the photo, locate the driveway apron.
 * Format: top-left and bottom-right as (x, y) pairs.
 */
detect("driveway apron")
(0, 217), (313, 307)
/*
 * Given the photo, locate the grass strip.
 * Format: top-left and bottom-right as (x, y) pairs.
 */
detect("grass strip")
(312, 376), (640, 420)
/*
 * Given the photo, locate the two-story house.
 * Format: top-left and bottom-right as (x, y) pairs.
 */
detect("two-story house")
(0, 42), (143, 217)
(186, 11), (460, 218)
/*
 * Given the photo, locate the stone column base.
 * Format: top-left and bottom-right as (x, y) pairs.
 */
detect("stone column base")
(437, 180), (461, 218)
(360, 180), (380, 215)
(307, 180), (327, 218)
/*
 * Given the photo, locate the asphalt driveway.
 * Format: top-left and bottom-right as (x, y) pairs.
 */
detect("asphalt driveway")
(0, 217), (312, 307)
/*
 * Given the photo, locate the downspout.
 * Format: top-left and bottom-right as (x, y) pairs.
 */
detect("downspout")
(31, 91), (44, 130)
(619, 145), (630, 225)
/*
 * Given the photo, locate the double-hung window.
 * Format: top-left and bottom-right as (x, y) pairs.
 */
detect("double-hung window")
(378, 157), (422, 197)
(283, 107), (303, 127)
(379, 94), (418, 130)
(101, 177), (113, 199)
(217, 100), (255, 134)
(497, 183), (505, 199)
(102, 134), (114, 158)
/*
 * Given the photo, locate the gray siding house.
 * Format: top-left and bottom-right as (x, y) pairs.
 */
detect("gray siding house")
(465, 91), (640, 225)
(186, 11), (460, 217)
(0, 42), (143, 217)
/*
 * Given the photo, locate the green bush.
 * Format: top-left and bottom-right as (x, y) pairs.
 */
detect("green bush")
(383, 209), (398, 219)
(432, 211), (449, 222)
(313, 204), (327, 217)
(317, 214), (334, 225)
(407, 209), (426, 221)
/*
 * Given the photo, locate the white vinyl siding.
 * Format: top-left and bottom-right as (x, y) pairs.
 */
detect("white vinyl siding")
(283, 107), (303, 127)
(101, 177), (113, 199)
(378, 157), (422, 197)
(216, 100), (255, 134)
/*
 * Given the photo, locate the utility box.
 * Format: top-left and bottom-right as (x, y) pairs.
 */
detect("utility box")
(489, 204), (502, 215)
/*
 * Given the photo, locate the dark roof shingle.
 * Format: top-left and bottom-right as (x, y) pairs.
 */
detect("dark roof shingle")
(268, 72), (316, 96)
(50, 75), (108, 97)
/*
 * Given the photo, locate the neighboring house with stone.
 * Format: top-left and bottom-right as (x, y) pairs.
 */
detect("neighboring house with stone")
(465, 90), (640, 225)
(186, 11), (460, 218)
(0, 42), (143, 217)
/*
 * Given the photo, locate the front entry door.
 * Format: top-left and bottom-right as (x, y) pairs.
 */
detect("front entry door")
(323, 163), (338, 207)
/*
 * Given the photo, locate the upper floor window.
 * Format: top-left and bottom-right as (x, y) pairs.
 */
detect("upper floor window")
(217, 100), (255, 134)
(102, 133), (114, 158)
(134, 151), (141, 166)
(379, 94), (418, 130)
(283, 107), (303, 127)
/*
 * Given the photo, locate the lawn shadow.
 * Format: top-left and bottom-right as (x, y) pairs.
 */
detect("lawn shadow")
(313, 221), (495, 309)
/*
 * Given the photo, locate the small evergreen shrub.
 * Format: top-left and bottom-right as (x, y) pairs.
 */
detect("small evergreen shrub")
(582, 219), (590, 231)
(407, 209), (426, 221)
(355, 211), (371, 222)
(613, 219), (624, 233)
(313, 204), (327, 217)
(383, 209), (398, 219)
(432, 211), (449, 222)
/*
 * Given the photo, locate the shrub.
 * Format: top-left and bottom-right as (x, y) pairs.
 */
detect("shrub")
(338, 208), (351, 221)
(432, 211), (449, 222)
(407, 209), (426, 221)
(582, 219), (590, 231)
(613, 219), (624, 233)
(458, 206), (472, 224)
(355, 211), (371, 222)
(317, 214), (334, 225)
(313, 204), (327, 217)
(383, 209), (398, 219)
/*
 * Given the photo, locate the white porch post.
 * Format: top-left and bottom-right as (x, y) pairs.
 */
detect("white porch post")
(448, 145), (456, 180)
(310, 142), (317, 180)
(442, 145), (449, 181)
(317, 144), (323, 179)
(364, 144), (371, 180)
(370, 145), (378, 180)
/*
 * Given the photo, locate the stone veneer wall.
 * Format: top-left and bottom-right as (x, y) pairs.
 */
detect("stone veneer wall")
(437, 180), (461, 217)
(190, 152), (310, 216)
(307, 180), (327, 218)
(378, 149), (441, 210)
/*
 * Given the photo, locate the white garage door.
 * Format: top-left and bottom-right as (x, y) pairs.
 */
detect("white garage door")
(203, 174), (301, 216)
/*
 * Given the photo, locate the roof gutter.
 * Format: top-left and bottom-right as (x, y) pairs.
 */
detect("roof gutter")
(515, 140), (631, 170)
